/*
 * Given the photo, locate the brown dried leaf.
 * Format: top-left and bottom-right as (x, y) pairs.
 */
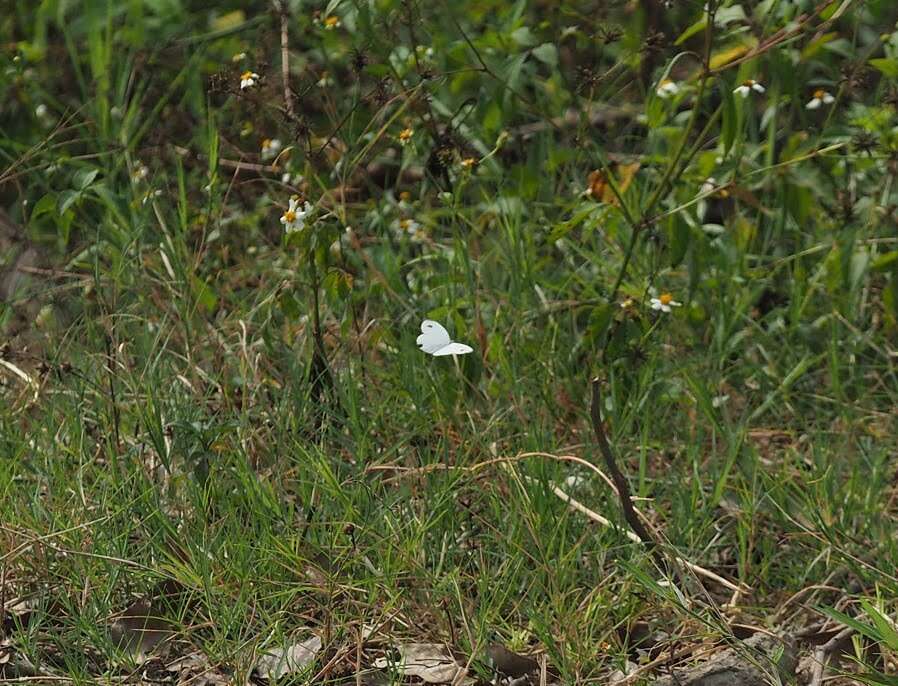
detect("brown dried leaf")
(253, 634), (322, 681)
(109, 599), (174, 662)
(374, 642), (474, 684)
(486, 643), (539, 678)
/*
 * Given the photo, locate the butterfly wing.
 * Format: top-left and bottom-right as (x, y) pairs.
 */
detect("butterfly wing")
(433, 342), (473, 356)
(417, 320), (452, 354)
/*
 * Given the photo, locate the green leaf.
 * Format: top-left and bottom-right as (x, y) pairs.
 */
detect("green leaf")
(73, 167), (99, 190)
(31, 193), (57, 219)
(531, 42), (557, 68)
(667, 214), (691, 267)
(861, 601), (898, 652)
(58, 190), (81, 215)
(714, 5), (746, 25)
(675, 18), (706, 46)
(510, 26), (536, 47)
(869, 58), (898, 78)
(720, 81), (738, 158)
(190, 275), (218, 313)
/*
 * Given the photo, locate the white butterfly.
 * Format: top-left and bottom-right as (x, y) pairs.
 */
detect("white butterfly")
(416, 320), (474, 356)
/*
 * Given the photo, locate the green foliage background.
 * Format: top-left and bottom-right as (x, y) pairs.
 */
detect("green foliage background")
(2, 0), (898, 682)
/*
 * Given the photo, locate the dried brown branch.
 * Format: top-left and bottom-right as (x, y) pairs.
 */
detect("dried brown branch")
(278, 0), (297, 121)
(590, 379), (656, 548)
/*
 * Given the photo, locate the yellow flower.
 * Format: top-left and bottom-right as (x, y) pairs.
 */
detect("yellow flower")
(460, 157), (478, 169)
(324, 15), (341, 29)
(398, 128), (414, 145)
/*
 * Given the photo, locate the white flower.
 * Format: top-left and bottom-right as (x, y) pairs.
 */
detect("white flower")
(240, 70), (260, 90)
(733, 79), (765, 98)
(141, 189), (162, 205)
(656, 79), (680, 98)
(35, 104), (48, 118)
(316, 72), (334, 88)
(701, 177), (717, 195)
(232, 52), (247, 63)
(280, 196), (313, 234)
(281, 171), (303, 186)
(260, 138), (283, 161)
(398, 128), (414, 146)
(131, 164), (149, 183)
(399, 218), (421, 235)
(805, 89), (835, 110)
(323, 15), (341, 29)
(650, 293), (682, 313)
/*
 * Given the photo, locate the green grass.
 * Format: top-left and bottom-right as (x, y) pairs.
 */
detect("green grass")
(3, 0), (898, 683)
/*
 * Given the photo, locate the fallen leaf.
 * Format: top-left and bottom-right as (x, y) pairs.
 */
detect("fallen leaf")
(486, 643), (539, 678)
(586, 163), (640, 206)
(253, 634), (322, 680)
(374, 642), (474, 684)
(164, 651), (231, 685)
(109, 599), (174, 662)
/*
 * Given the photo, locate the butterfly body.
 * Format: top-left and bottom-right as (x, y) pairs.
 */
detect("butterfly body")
(417, 320), (473, 356)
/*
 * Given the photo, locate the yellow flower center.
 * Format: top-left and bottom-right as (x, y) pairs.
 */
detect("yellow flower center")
(813, 89), (825, 99)
(743, 79), (755, 87)
(324, 16), (339, 27)
(284, 211), (296, 222)
(461, 157), (477, 168)
(241, 71), (253, 80)
(660, 293), (674, 305)
(399, 191), (411, 201)
(262, 138), (271, 149)
(399, 128), (413, 141)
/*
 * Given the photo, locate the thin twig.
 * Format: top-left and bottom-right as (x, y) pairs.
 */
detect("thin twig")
(278, 0), (297, 121)
(809, 625), (855, 686)
(548, 483), (744, 593)
(590, 380), (655, 548)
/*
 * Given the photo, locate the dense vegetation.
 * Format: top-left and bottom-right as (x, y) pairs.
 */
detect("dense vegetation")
(3, 0), (898, 683)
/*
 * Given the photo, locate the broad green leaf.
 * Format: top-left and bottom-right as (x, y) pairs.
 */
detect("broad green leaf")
(73, 167), (99, 190)
(531, 42), (557, 68)
(869, 58), (898, 78)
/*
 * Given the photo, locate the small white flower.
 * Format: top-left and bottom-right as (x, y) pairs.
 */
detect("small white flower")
(240, 70), (260, 90)
(35, 104), (48, 118)
(316, 72), (334, 88)
(650, 293), (683, 313)
(399, 218), (421, 236)
(281, 171), (304, 186)
(398, 128), (414, 146)
(701, 177), (717, 195)
(131, 163), (149, 183)
(323, 15), (341, 29)
(280, 196), (313, 234)
(232, 52), (247, 63)
(656, 79), (680, 98)
(805, 89), (835, 110)
(141, 189), (162, 205)
(260, 138), (283, 161)
(733, 79), (765, 98)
